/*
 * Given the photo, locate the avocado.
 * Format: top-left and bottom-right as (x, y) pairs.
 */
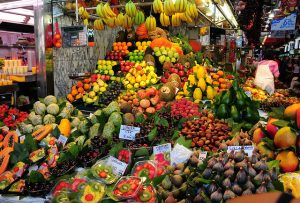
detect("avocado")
(230, 105), (240, 122)
(221, 90), (233, 105)
(217, 104), (229, 119)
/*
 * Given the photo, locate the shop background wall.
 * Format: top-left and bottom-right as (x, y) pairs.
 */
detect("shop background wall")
(53, 16), (121, 98)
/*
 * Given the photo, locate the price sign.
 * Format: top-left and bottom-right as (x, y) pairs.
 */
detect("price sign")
(119, 125), (140, 141)
(171, 144), (193, 166)
(227, 145), (254, 157)
(28, 165), (39, 173)
(20, 135), (25, 144)
(245, 91), (252, 99)
(57, 135), (68, 146)
(16, 128), (21, 137)
(106, 156), (128, 175)
(199, 151), (208, 161)
(153, 143), (171, 155)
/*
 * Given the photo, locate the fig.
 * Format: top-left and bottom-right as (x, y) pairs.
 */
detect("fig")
(223, 188), (236, 201)
(212, 161), (224, 173)
(228, 151), (235, 159)
(232, 182), (243, 195)
(234, 150), (245, 162)
(224, 159), (234, 170)
(162, 175), (172, 190)
(242, 188), (253, 195)
(171, 175), (183, 187)
(256, 182), (267, 194)
(271, 167), (278, 181)
(254, 170), (264, 184)
(235, 159), (247, 170)
(207, 157), (217, 168)
(207, 181), (218, 195)
(263, 171), (271, 182)
(243, 177), (255, 191)
(236, 167), (247, 185)
(267, 180), (275, 190)
(193, 194), (205, 203)
(165, 193), (176, 203)
(224, 168), (234, 178)
(202, 167), (212, 179)
(253, 159), (268, 171)
(250, 153), (259, 164)
(247, 162), (257, 177)
(214, 174), (222, 182)
(210, 188), (223, 203)
(222, 178), (232, 188)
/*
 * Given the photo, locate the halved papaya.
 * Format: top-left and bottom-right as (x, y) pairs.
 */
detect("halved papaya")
(0, 154), (10, 175)
(0, 147), (13, 156)
(3, 131), (18, 148)
(32, 125), (53, 141)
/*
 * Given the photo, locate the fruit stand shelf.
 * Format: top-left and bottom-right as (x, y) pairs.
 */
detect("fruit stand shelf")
(0, 84), (19, 94)
(9, 73), (37, 83)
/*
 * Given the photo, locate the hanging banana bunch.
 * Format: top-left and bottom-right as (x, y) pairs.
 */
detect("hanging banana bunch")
(180, 12), (193, 23)
(94, 19), (104, 30)
(160, 12), (170, 27)
(134, 11), (145, 25)
(79, 6), (90, 19)
(145, 15), (156, 32)
(116, 13), (125, 27)
(122, 14), (133, 29)
(125, 1), (137, 18)
(186, 2), (198, 19)
(171, 13), (181, 26)
(164, 0), (176, 16)
(153, 0), (164, 14)
(103, 17), (116, 28)
(174, 0), (187, 13)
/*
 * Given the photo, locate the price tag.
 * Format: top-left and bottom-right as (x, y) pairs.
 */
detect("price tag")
(199, 151), (208, 161)
(153, 143), (171, 155)
(153, 143), (171, 166)
(119, 125), (140, 141)
(258, 109), (268, 119)
(245, 91), (252, 98)
(106, 156), (128, 176)
(28, 165), (39, 173)
(171, 144), (193, 166)
(16, 128), (22, 137)
(227, 145), (254, 157)
(57, 135), (68, 146)
(20, 135), (25, 144)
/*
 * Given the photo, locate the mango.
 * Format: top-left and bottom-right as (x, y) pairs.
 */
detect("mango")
(297, 109), (300, 129)
(257, 142), (274, 159)
(193, 88), (202, 100)
(266, 118), (279, 138)
(274, 127), (296, 149)
(252, 128), (265, 144)
(284, 103), (300, 120)
(276, 150), (299, 172)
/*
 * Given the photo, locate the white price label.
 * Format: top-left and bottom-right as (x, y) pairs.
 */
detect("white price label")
(57, 135), (68, 146)
(20, 135), (25, 144)
(28, 165), (39, 173)
(227, 145), (254, 157)
(153, 143), (171, 155)
(245, 91), (252, 98)
(16, 128), (22, 137)
(119, 125), (140, 141)
(106, 156), (128, 176)
(199, 151), (208, 161)
(171, 144), (193, 166)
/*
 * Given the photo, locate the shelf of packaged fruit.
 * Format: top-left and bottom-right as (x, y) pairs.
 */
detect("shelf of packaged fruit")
(9, 73), (36, 83)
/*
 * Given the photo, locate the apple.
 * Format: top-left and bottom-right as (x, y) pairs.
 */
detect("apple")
(164, 72), (170, 78)
(178, 71), (184, 77)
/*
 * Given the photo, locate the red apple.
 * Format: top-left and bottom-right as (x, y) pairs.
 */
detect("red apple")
(178, 71), (184, 77)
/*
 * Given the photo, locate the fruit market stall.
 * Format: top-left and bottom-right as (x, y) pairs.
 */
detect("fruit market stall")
(0, 0), (300, 202)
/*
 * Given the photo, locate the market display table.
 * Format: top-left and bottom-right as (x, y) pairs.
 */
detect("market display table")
(9, 73), (37, 83)
(0, 84), (19, 106)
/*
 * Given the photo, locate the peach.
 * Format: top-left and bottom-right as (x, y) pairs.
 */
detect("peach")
(274, 127), (296, 149)
(140, 99), (151, 109)
(276, 150), (299, 172)
(266, 118), (279, 138)
(252, 128), (265, 144)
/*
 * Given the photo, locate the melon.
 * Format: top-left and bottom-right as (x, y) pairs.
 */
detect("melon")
(167, 73), (181, 89)
(159, 83), (176, 102)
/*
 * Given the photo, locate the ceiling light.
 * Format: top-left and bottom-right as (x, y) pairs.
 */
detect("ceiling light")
(3, 8), (34, 16)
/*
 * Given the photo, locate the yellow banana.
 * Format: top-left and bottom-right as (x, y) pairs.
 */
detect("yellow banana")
(103, 17), (116, 28)
(160, 12), (170, 26)
(125, 1), (137, 17)
(145, 15), (156, 31)
(78, 6), (85, 15)
(83, 19), (89, 26)
(96, 4), (105, 18)
(116, 13), (124, 26)
(175, 0), (187, 13)
(94, 19), (104, 30)
(103, 3), (116, 18)
(153, 0), (163, 13)
(122, 14), (133, 29)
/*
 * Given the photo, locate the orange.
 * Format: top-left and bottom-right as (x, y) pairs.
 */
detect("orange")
(75, 94), (82, 100)
(76, 81), (83, 87)
(218, 78), (225, 83)
(212, 81), (219, 86)
(213, 74), (220, 79)
(71, 89), (78, 96)
(114, 46), (119, 51)
(122, 45), (128, 50)
(72, 86), (77, 90)
(127, 42), (132, 46)
(217, 70), (224, 76)
(125, 50), (129, 54)
(78, 87), (84, 93)
(122, 42), (126, 46)
(118, 46), (122, 51)
(220, 84), (227, 89)
(113, 42), (117, 46)
(67, 94), (74, 102)
(117, 42), (122, 46)
(84, 83), (90, 90)
(83, 78), (91, 83)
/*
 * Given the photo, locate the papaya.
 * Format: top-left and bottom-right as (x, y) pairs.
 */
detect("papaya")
(58, 119), (71, 137)
(32, 124), (53, 141)
(0, 147), (14, 156)
(0, 154), (10, 175)
(3, 131), (18, 148)
(296, 109), (300, 129)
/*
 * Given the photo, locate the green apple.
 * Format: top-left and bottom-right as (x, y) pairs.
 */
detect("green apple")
(104, 70), (108, 74)
(138, 56), (143, 61)
(153, 47), (160, 52)
(168, 51), (174, 58)
(134, 56), (139, 61)
(159, 55), (166, 64)
(129, 56), (134, 60)
(165, 57), (171, 62)
(171, 57), (177, 63)
(155, 51), (162, 57)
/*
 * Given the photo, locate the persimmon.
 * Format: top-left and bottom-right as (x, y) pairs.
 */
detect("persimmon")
(71, 89), (78, 96)
(127, 42), (132, 46)
(72, 86), (77, 90)
(121, 42), (126, 46)
(67, 94), (74, 102)
(217, 70), (224, 76)
(84, 83), (90, 90)
(220, 84), (227, 89)
(78, 87), (84, 93)
(218, 78), (225, 83)
(76, 81), (83, 87)
(212, 81), (219, 86)
(212, 74), (220, 79)
(75, 94), (82, 100)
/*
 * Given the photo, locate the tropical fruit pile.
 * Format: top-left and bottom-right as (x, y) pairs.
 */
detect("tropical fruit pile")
(82, 79), (108, 105)
(67, 79), (92, 102)
(214, 80), (260, 126)
(209, 70), (234, 93)
(153, 46), (180, 64)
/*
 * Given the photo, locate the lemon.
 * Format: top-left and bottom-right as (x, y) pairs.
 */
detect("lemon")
(140, 81), (146, 88)
(89, 91), (96, 98)
(142, 41), (147, 46)
(108, 70), (114, 75)
(130, 78), (136, 84)
(147, 41), (151, 45)
(134, 83), (140, 89)
(93, 85), (100, 92)
(127, 84), (133, 89)
(136, 41), (141, 46)
(100, 87), (106, 92)
(106, 61), (111, 65)
(150, 78), (157, 84)
(146, 79), (150, 85)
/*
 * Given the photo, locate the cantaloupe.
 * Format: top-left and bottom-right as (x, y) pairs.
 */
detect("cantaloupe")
(159, 83), (176, 102)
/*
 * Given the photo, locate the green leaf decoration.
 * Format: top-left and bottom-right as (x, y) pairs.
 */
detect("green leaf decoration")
(69, 144), (79, 158)
(52, 126), (61, 139)
(148, 127), (158, 142)
(175, 136), (192, 148)
(273, 180), (284, 192)
(9, 143), (29, 166)
(154, 116), (161, 126)
(269, 107), (285, 119)
(109, 142), (124, 156)
(28, 171), (45, 183)
(262, 137), (275, 150)
(152, 174), (167, 187)
(172, 130), (180, 140)
(272, 120), (290, 128)
(160, 118), (169, 127)
(24, 134), (38, 152)
(267, 160), (280, 175)
(135, 114), (145, 123)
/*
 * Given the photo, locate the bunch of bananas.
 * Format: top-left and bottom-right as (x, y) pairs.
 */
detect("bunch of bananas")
(125, 0), (137, 18)
(179, 13), (193, 23)
(83, 19), (89, 26)
(79, 7), (90, 19)
(160, 12), (170, 26)
(122, 14), (133, 29)
(134, 11), (145, 25)
(116, 13), (124, 26)
(94, 19), (104, 30)
(174, 0), (187, 13)
(103, 17), (116, 28)
(145, 15), (156, 31)
(96, 3), (116, 18)
(171, 13), (181, 26)
(164, 0), (175, 16)
(185, 2), (198, 19)
(153, 0), (163, 13)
